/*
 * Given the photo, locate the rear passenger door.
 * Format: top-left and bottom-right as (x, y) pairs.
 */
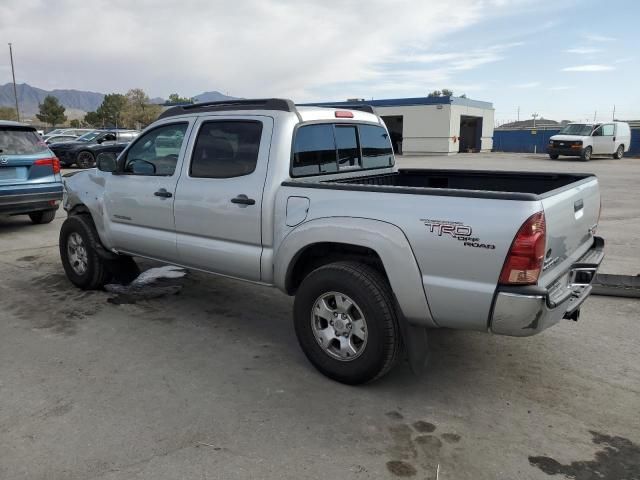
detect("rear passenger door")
(174, 116), (273, 282)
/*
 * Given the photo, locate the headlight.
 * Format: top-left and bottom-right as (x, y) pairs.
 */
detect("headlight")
(549, 140), (554, 144)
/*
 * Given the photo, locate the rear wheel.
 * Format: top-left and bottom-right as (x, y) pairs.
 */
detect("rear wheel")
(581, 146), (592, 161)
(76, 151), (95, 169)
(549, 154), (559, 160)
(613, 145), (624, 159)
(293, 261), (402, 384)
(28, 209), (56, 224)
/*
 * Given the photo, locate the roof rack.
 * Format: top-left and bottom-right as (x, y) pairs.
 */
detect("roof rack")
(158, 98), (299, 120)
(300, 103), (377, 114)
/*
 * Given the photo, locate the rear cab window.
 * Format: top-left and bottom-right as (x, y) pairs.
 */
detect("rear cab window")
(0, 126), (48, 155)
(292, 122), (393, 177)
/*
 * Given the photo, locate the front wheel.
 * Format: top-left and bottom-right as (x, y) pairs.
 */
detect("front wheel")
(581, 146), (592, 161)
(549, 154), (559, 160)
(613, 145), (624, 159)
(76, 151), (95, 169)
(293, 261), (402, 384)
(60, 215), (112, 289)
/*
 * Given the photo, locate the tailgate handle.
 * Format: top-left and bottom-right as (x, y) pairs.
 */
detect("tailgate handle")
(574, 199), (584, 212)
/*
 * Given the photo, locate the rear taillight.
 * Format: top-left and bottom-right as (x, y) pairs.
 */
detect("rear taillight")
(34, 157), (61, 174)
(499, 211), (546, 285)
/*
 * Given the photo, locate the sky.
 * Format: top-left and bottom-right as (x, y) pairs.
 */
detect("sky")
(0, 0), (638, 124)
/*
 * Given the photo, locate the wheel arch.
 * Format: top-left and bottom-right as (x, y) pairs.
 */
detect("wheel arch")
(275, 217), (435, 328)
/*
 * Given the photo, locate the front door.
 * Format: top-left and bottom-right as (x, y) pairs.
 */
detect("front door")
(174, 116), (273, 282)
(592, 123), (615, 155)
(103, 120), (193, 261)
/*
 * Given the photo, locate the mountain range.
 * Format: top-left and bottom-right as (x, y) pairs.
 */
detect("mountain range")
(0, 83), (236, 118)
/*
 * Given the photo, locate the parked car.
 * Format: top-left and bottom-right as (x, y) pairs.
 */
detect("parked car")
(548, 121), (631, 161)
(61, 99), (604, 384)
(49, 129), (139, 168)
(44, 134), (78, 145)
(0, 121), (63, 224)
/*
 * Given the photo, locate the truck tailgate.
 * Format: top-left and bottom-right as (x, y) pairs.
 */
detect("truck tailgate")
(539, 176), (600, 288)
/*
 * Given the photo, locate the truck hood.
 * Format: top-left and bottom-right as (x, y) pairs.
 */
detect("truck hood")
(550, 134), (588, 141)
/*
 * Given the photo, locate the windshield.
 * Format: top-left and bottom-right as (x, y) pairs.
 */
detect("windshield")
(0, 127), (49, 155)
(76, 131), (103, 142)
(559, 124), (594, 136)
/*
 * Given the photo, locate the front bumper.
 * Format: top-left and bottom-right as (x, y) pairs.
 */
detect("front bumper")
(489, 236), (604, 337)
(0, 184), (63, 215)
(547, 146), (583, 156)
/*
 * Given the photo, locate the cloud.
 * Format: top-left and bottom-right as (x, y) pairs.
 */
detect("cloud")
(514, 82), (540, 88)
(0, 0), (532, 101)
(614, 57), (633, 64)
(548, 86), (572, 91)
(562, 65), (615, 72)
(585, 34), (616, 42)
(565, 48), (602, 54)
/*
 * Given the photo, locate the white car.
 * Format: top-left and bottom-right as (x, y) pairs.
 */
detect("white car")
(548, 121), (631, 161)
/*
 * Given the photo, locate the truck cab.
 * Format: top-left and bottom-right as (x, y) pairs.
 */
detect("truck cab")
(548, 121), (631, 161)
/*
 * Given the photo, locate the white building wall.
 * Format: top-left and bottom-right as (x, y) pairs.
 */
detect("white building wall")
(376, 105), (452, 155)
(449, 104), (495, 152)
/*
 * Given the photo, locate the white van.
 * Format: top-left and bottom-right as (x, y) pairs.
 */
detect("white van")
(547, 121), (631, 161)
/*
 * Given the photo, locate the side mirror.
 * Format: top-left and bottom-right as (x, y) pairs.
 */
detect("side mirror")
(96, 152), (118, 172)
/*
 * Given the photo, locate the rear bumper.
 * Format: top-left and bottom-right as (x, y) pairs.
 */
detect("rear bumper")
(547, 146), (583, 156)
(0, 184), (63, 215)
(489, 236), (604, 337)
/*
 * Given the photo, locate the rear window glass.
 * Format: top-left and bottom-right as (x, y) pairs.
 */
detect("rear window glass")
(292, 124), (337, 176)
(359, 124), (393, 168)
(292, 123), (393, 177)
(0, 127), (48, 155)
(335, 125), (360, 170)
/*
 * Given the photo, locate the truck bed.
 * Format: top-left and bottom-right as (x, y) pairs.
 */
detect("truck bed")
(284, 169), (595, 201)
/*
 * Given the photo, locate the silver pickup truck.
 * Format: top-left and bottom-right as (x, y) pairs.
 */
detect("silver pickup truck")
(61, 99), (604, 384)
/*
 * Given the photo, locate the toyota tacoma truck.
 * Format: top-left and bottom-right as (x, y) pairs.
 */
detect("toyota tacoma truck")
(60, 99), (604, 384)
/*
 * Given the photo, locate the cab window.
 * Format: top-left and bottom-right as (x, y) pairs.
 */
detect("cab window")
(190, 121), (263, 178)
(122, 123), (188, 176)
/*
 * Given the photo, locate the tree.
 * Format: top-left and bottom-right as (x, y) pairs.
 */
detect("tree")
(459, 93), (467, 98)
(167, 93), (193, 104)
(96, 93), (127, 127)
(69, 119), (81, 128)
(122, 88), (162, 128)
(441, 88), (453, 97)
(84, 111), (102, 127)
(0, 106), (18, 121)
(427, 90), (442, 98)
(36, 95), (67, 127)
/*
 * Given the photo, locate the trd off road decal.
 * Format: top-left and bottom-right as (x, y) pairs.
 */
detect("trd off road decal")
(420, 219), (496, 250)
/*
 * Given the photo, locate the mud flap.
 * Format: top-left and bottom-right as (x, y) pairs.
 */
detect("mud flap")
(398, 318), (429, 375)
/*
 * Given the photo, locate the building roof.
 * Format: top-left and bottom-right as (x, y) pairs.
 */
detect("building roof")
(302, 96), (493, 110)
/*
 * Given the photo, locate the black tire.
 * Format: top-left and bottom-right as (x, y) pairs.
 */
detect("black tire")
(28, 209), (57, 224)
(549, 154), (559, 160)
(59, 215), (112, 289)
(76, 151), (95, 169)
(293, 261), (402, 385)
(581, 146), (592, 161)
(613, 145), (624, 159)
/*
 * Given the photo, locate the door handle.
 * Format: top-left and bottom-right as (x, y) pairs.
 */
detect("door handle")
(231, 194), (255, 205)
(154, 189), (173, 198)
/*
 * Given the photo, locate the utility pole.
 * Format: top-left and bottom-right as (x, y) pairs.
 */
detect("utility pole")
(531, 112), (538, 128)
(8, 43), (20, 122)
(612, 105), (616, 120)
(517, 106), (520, 122)
(593, 110), (597, 122)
